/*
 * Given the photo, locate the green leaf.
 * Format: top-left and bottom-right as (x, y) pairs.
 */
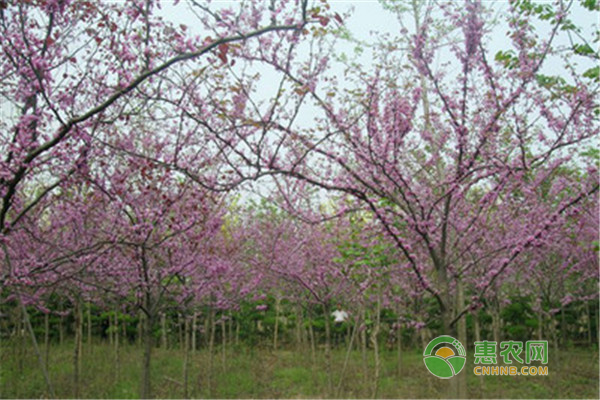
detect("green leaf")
(535, 74), (566, 88)
(581, 0), (598, 11)
(495, 50), (518, 69)
(581, 147), (599, 160)
(583, 66), (599, 81)
(573, 43), (595, 56)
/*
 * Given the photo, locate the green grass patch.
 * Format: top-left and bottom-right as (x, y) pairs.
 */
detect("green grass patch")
(0, 339), (597, 398)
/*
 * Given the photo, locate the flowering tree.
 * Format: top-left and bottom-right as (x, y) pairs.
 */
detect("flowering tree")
(0, 0), (315, 254)
(0, 0), (318, 396)
(242, 0), (599, 335)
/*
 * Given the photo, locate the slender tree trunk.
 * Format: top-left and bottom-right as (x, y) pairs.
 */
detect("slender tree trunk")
(474, 311), (484, 392)
(204, 313), (210, 349)
(183, 316), (190, 399)
(587, 300), (592, 345)
(87, 303), (92, 348)
(492, 307), (500, 344)
(323, 303), (333, 397)
(473, 312), (480, 342)
(18, 294), (55, 398)
(560, 307), (567, 347)
(141, 310), (155, 399)
(192, 312), (198, 353)
(457, 281), (467, 399)
(360, 307), (368, 387)
(59, 314), (64, 347)
(161, 312), (168, 349)
(551, 318), (560, 363)
(73, 299), (83, 398)
(208, 308), (216, 397)
(78, 302), (83, 378)
(397, 322), (402, 378)
(560, 276), (567, 347)
(108, 312), (113, 346)
(235, 318), (240, 346)
(308, 317), (316, 366)
(114, 311), (120, 382)
(137, 312), (144, 347)
(16, 306), (24, 373)
(396, 303), (402, 379)
(178, 313), (184, 350)
(228, 312), (234, 346)
(346, 321), (351, 347)
(44, 312), (50, 371)
(273, 296), (280, 351)
(336, 313), (359, 397)
(370, 297), (381, 399)
(221, 318), (226, 372)
(295, 304), (303, 349)
(420, 327), (427, 350)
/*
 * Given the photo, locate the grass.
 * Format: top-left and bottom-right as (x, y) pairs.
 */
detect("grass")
(0, 338), (598, 398)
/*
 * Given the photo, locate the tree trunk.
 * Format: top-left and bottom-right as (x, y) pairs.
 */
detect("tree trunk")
(336, 312), (359, 397)
(474, 312), (480, 342)
(474, 311), (484, 392)
(17, 306), (24, 372)
(360, 307), (368, 386)
(204, 313), (210, 349)
(208, 308), (216, 397)
(308, 317), (316, 366)
(183, 316), (190, 399)
(587, 300), (592, 345)
(370, 297), (381, 399)
(14, 306), (23, 373)
(221, 318), (226, 372)
(59, 314), (64, 347)
(137, 312), (144, 347)
(141, 311), (155, 399)
(87, 303), (92, 351)
(18, 294), (55, 397)
(178, 313), (184, 350)
(114, 311), (120, 382)
(560, 276), (567, 347)
(273, 296), (280, 351)
(560, 307), (567, 347)
(108, 312), (113, 346)
(228, 312), (234, 346)
(73, 300), (82, 398)
(235, 318), (240, 346)
(396, 303), (402, 379)
(192, 312), (198, 353)
(161, 312), (168, 349)
(492, 307), (500, 344)
(78, 302), (83, 379)
(44, 312), (50, 371)
(456, 281), (467, 399)
(295, 304), (303, 349)
(323, 303), (333, 397)
(551, 318), (560, 363)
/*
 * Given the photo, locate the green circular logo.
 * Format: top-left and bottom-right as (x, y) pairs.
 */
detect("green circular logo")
(423, 335), (466, 379)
